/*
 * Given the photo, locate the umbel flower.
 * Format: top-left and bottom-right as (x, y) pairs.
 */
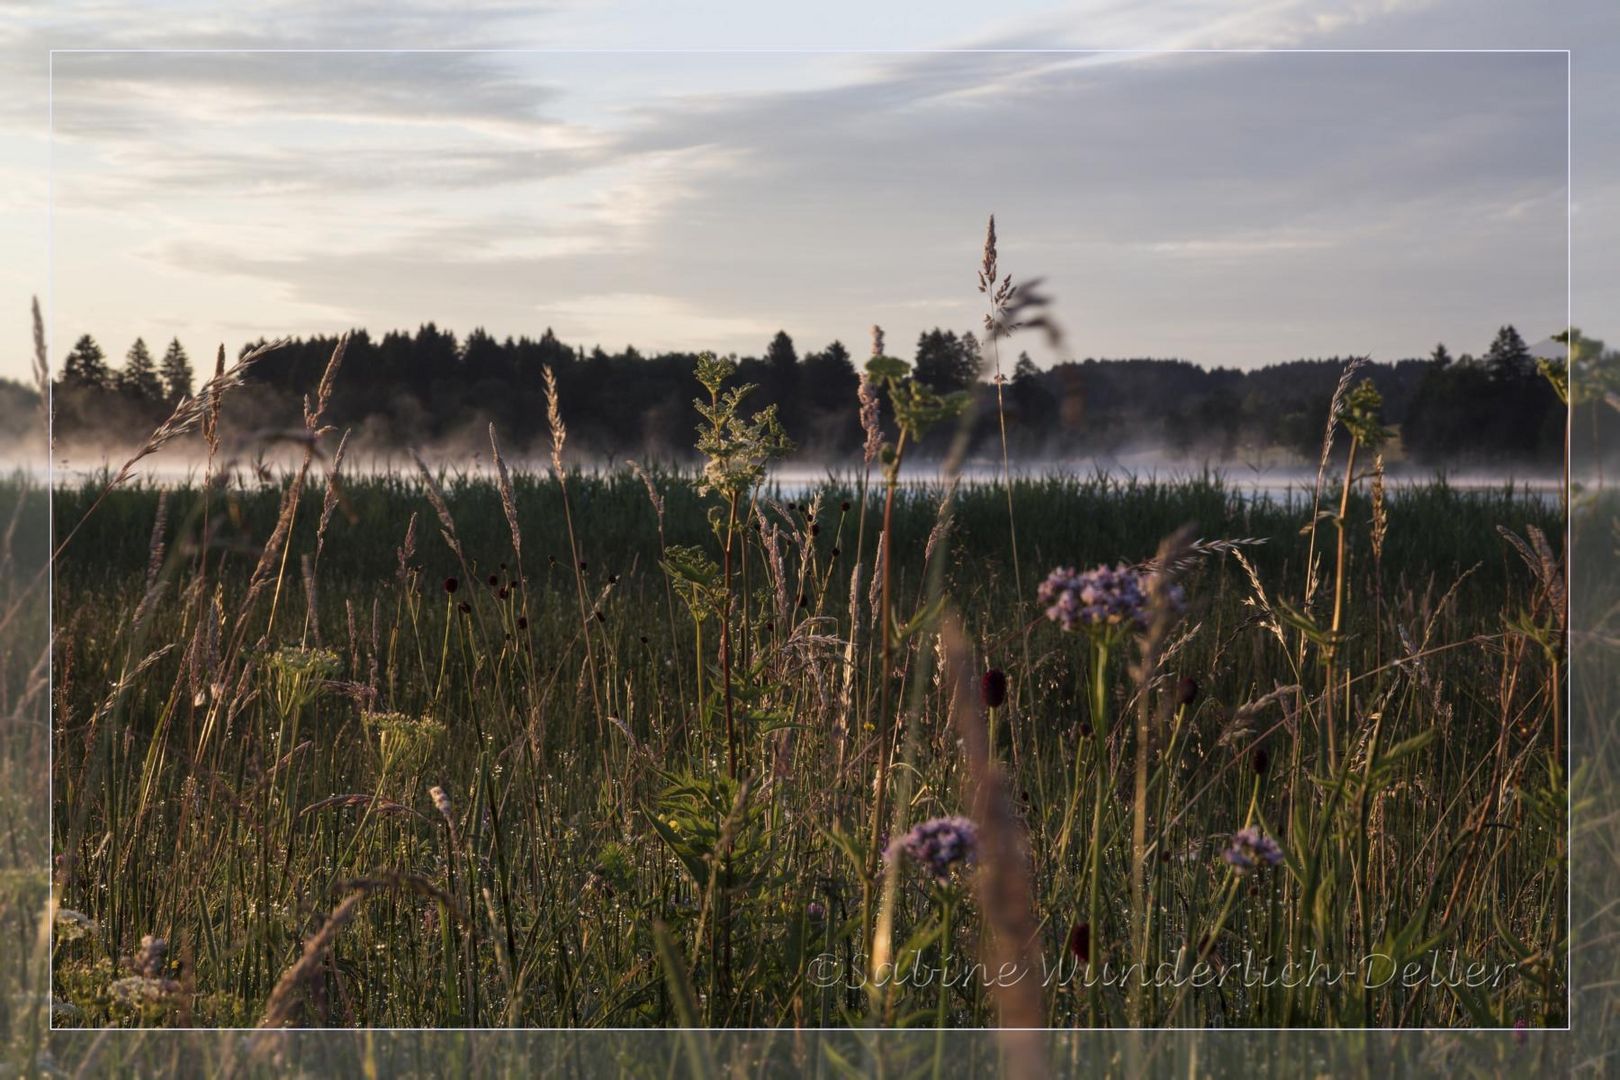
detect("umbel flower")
(890, 816), (979, 884)
(1223, 826), (1285, 875)
(1038, 563), (1184, 633)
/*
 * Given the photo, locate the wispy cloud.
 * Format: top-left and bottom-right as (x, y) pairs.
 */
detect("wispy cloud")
(1, 0), (1600, 383)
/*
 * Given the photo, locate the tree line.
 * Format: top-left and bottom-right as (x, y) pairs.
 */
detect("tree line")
(31, 322), (1573, 466)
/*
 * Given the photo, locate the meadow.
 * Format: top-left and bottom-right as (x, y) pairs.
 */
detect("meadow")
(43, 328), (1569, 1033)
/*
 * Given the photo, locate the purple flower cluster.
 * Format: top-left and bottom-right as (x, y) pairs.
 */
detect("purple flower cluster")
(1223, 826), (1285, 875)
(891, 816), (978, 884)
(1039, 563), (1181, 632)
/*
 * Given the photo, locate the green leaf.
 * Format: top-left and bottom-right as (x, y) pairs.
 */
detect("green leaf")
(652, 919), (718, 1073)
(865, 355), (909, 380)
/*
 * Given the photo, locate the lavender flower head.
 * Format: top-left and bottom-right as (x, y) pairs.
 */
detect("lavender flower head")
(1039, 563), (1183, 632)
(1223, 826), (1284, 875)
(890, 816), (978, 884)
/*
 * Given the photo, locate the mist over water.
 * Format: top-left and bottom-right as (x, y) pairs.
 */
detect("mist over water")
(31, 440), (1565, 504)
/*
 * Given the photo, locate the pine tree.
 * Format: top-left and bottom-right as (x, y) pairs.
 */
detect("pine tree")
(1429, 342), (1452, 368)
(159, 338), (193, 401)
(119, 338), (164, 402)
(62, 334), (111, 391)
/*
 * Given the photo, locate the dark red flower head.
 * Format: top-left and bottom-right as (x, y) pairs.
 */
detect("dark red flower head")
(443, 576), (458, 594)
(1067, 922), (1092, 964)
(980, 668), (1008, 709)
(1175, 675), (1199, 708)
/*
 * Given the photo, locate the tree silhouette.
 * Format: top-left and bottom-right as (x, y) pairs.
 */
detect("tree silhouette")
(41, 321), (1565, 467)
(1009, 352), (1057, 441)
(119, 338), (164, 403)
(914, 329), (980, 393)
(799, 339), (859, 452)
(61, 334), (111, 391)
(765, 330), (798, 374)
(1485, 325), (1533, 382)
(762, 330), (802, 434)
(159, 338), (194, 401)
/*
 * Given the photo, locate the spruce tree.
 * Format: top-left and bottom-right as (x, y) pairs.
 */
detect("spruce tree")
(120, 338), (164, 402)
(765, 330), (798, 372)
(159, 337), (194, 401)
(1484, 325), (1532, 381)
(61, 334), (110, 390)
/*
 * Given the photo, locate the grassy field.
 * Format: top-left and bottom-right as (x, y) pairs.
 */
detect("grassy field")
(45, 346), (1569, 1033)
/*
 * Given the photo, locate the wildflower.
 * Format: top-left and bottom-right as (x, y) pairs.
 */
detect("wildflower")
(840, 500), (851, 513)
(981, 668), (1008, 709)
(1175, 675), (1199, 707)
(458, 601), (471, 614)
(54, 908), (98, 942)
(857, 374), (883, 465)
(517, 616), (528, 630)
(1222, 826), (1284, 875)
(1067, 921), (1091, 963)
(443, 576), (458, 593)
(363, 710), (444, 770)
(110, 975), (180, 1005)
(487, 574), (499, 587)
(134, 934), (167, 978)
(890, 816), (978, 884)
(806, 901), (827, 921)
(1251, 746), (1270, 774)
(1038, 563), (1182, 632)
(429, 785), (453, 821)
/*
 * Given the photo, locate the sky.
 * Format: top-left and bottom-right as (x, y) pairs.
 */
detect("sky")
(3, 0), (1616, 386)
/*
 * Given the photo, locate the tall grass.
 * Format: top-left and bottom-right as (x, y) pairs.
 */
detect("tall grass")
(40, 223), (1567, 1032)
(47, 447), (1563, 1028)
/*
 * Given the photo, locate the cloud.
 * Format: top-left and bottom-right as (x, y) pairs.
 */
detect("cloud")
(4, 0), (1598, 383)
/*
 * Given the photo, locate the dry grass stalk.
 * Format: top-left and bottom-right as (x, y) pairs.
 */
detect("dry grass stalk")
(314, 429), (352, 565)
(543, 364), (567, 480)
(940, 614), (1046, 1054)
(31, 295), (49, 434)
(488, 422), (524, 577)
(254, 873), (459, 1034)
